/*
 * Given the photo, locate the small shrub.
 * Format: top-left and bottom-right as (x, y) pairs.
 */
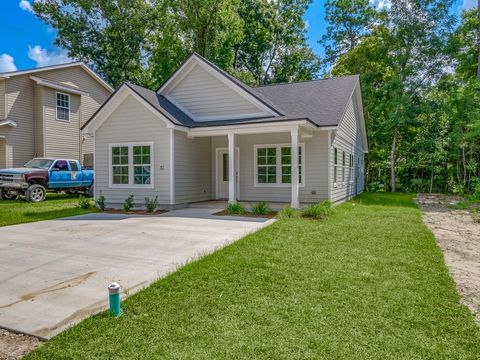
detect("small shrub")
(123, 195), (135, 212)
(225, 203), (245, 215)
(96, 192), (106, 211)
(472, 208), (480, 223)
(277, 207), (299, 219)
(302, 200), (332, 220)
(77, 195), (92, 210)
(251, 202), (271, 215)
(145, 196), (159, 213)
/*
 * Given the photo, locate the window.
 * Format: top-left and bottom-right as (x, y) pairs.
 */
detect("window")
(342, 151), (346, 182)
(255, 144), (305, 186)
(110, 143), (153, 187)
(222, 153), (229, 181)
(69, 161), (79, 172)
(349, 154), (354, 182)
(56, 92), (70, 121)
(53, 160), (69, 171)
(334, 148), (338, 183)
(133, 145), (151, 185)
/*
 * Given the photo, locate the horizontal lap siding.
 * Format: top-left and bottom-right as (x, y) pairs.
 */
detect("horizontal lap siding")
(4, 75), (35, 167)
(44, 88), (81, 159)
(95, 94), (170, 207)
(34, 84), (44, 157)
(0, 139), (6, 168)
(211, 132), (329, 203)
(330, 93), (365, 203)
(0, 79), (5, 118)
(168, 64), (266, 120)
(174, 131), (212, 204)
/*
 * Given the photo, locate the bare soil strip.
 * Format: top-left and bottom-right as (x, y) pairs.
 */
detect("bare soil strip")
(0, 329), (39, 360)
(416, 193), (480, 322)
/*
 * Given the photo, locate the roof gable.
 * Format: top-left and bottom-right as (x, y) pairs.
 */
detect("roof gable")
(158, 54), (280, 122)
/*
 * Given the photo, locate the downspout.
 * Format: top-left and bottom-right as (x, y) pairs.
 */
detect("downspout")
(327, 130), (332, 201)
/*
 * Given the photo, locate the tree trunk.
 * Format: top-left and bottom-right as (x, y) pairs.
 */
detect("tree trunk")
(390, 130), (397, 192)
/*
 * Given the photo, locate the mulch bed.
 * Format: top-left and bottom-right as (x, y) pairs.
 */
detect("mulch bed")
(214, 210), (277, 218)
(104, 209), (168, 215)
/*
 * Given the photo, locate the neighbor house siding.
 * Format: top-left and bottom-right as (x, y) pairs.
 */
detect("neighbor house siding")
(211, 131), (329, 203)
(43, 88), (81, 159)
(0, 79), (5, 118)
(34, 84), (45, 157)
(174, 131), (212, 204)
(167, 64), (267, 121)
(0, 138), (6, 168)
(3, 74), (35, 167)
(330, 91), (365, 203)
(95, 94), (171, 207)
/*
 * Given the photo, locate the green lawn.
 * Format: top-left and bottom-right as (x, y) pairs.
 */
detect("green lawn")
(0, 193), (95, 227)
(27, 193), (479, 359)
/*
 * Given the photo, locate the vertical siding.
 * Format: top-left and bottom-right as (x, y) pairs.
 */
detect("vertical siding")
(174, 131), (212, 204)
(330, 91), (366, 203)
(44, 88), (81, 159)
(34, 84), (44, 157)
(168, 64), (268, 120)
(0, 138), (6, 168)
(95, 94), (171, 207)
(4, 75), (35, 167)
(210, 131), (329, 203)
(0, 79), (5, 118)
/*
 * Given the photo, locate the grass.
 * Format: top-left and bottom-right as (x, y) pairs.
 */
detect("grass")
(0, 193), (95, 227)
(27, 193), (480, 359)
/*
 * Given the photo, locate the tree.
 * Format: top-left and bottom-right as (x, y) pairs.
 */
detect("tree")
(320, 0), (379, 69)
(34, 0), (153, 88)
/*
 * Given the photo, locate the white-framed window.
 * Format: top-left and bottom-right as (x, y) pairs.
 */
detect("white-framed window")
(56, 92), (70, 121)
(334, 147), (338, 184)
(254, 143), (305, 187)
(342, 151), (346, 183)
(109, 142), (154, 188)
(349, 154), (354, 182)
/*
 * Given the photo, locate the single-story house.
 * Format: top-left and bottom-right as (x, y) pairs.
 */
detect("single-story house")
(82, 53), (368, 209)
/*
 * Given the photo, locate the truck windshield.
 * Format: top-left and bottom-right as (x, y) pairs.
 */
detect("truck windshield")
(25, 159), (54, 169)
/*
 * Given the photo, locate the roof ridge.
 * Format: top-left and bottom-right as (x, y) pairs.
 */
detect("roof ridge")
(0, 61), (84, 76)
(254, 74), (360, 88)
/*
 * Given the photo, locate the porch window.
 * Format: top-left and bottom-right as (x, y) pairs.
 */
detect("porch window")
(110, 142), (154, 188)
(255, 144), (305, 186)
(56, 92), (70, 121)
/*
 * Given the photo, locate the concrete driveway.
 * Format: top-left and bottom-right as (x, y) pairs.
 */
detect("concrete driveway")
(0, 208), (274, 339)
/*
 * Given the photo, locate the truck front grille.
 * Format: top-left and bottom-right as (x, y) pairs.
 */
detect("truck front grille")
(0, 173), (18, 182)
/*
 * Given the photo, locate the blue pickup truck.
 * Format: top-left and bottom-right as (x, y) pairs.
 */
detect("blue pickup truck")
(0, 158), (94, 202)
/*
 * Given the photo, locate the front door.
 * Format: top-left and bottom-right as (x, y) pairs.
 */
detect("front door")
(216, 148), (239, 199)
(49, 159), (72, 188)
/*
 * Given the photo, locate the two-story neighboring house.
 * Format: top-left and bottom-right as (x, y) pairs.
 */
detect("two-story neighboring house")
(0, 62), (113, 169)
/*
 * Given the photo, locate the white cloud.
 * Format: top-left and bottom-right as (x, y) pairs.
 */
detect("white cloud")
(369, 0), (391, 10)
(0, 54), (17, 72)
(19, 0), (33, 13)
(462, 0), (477, 10)
(28, 45), (71, 67)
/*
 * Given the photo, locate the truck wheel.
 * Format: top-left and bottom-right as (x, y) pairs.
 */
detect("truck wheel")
(25, 184), (46, 202)
(0, 189), (17, 200)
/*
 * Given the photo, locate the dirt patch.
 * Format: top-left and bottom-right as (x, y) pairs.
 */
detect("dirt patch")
(213, 211), (277, 218)
(416, 193), (480, 321)
(0, 329), (39, 360)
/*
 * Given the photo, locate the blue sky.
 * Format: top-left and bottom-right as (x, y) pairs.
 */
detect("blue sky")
(0, 0), (476, 73)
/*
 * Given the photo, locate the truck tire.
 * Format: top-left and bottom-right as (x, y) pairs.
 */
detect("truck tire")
(0, 189), (17, 200)
(25, 184), (46, 202)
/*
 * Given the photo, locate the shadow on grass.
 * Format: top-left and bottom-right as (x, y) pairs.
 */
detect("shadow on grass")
(24, 208), (90, 220)
(353, 192), (417, 208)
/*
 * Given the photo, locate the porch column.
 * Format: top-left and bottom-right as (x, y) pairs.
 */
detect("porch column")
(228, 132), (237, 203)
(291, 127), (300, 208)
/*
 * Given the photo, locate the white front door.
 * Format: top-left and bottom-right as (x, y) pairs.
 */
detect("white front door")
(216, 148), (239, 199)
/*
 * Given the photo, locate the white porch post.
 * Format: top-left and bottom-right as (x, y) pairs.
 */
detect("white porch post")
(228, 132), (237, 203)
(291, 127), (300, 208)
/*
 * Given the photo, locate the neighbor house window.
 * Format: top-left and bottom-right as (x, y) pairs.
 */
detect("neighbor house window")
(56, 92), (70, 121)
(334, 148), (338, 183)
(255, 144), (305, 186)
(110, 143), (153, 187)
(342, 151), (346, 182)
(349, 154), (354, 182)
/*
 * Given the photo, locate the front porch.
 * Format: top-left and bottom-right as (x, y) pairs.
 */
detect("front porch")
(188, 200), (309, 211)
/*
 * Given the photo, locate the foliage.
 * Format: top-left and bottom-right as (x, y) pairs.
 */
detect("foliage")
(277, 206), (300, 219)
(301, 200), (332, 220)
(24, 194), (480, 359)
(123, 195), (135, 212)
(251, 202), (271, 215)
(96, 192), (106, 211)
(77, 195), (93, 210)
(224, 203), (245, 215)
(144, 196), (159, 213)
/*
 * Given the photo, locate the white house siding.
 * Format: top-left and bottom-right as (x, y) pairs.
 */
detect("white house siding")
(0, 138), (6, 168)
(210, 131), (329, 203)
(167, 64), (267, 121)
(34, 84), (44, 157)
(330, 92), (366, 203)
(44, 87), (81, 159)
(0, 79), (5, 118)
(174, 131), (212, 204)
(95, 94), (171, 207)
